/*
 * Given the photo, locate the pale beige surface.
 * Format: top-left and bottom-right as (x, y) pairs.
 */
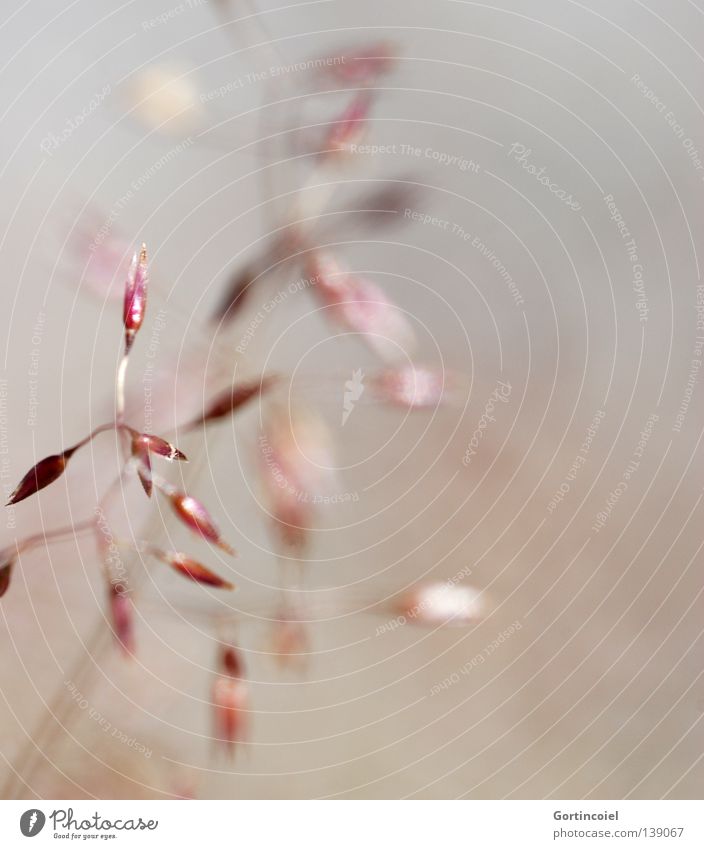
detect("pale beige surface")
(0, 0), (703, 799)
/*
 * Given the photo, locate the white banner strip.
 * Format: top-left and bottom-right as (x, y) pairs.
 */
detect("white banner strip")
(1, 800), (703, 847)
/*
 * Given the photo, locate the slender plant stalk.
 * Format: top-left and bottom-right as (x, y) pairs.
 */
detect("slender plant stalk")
(115, 354), (129, 424)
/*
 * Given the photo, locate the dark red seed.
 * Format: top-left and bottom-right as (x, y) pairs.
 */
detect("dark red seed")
(213, 263), (256, 324)
(0, 558), (14, 598)
(221, 645), (244, 677)
(194, 376), (278, 426)
(142, 433), (187, 461)
(130, 434), (153, 498)
(6, 453), (69, 506)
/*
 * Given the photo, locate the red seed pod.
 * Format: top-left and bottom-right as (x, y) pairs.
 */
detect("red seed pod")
(6, 451), (74, 506)
(211, 674), (249, 757)
(193, 376), (278, 427)
(212, 263), (256, 324)
(123, 244), (148, 353)
(167, 492), (236, 555)
(153, 549), (234, 589)
(324, 90), (374, 155)
(212, 643), (248, 756)
(142, 434), (186, 461)
(108, 580), (135, 655)
(0, 555), (15, 598)
(130, 433), (153, 497)
(131, 430), (187, 462)
(221, 644), (244, 678)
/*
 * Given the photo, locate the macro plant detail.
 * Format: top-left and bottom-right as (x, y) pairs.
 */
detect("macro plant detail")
(0, 18), (465, 765)
(3, 245), (244, 608)
(0, 0), (702, 817)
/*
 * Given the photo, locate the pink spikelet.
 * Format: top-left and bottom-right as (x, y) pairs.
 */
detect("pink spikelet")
(123, 244), (148, 353)
(325, 41), (396, 85)
(324, 90), (374, 156)
(372, 366), (446, 409)
(307, 251), (348, 300)
(108, 580), (135, 656)
(130, 432), (153, 498)
(157, 483), (237, 555)
(307, 252), (415, 362)
(171, 494), (236, 555)
(129, 430), (187, 497)
(259, 417), (309, 553)
(211, 645), (249, 758)
(151, 548), (235, 590)
(137, 433), (187, 461)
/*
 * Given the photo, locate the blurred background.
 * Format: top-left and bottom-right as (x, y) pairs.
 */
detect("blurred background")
(0, 0), (703, 799)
